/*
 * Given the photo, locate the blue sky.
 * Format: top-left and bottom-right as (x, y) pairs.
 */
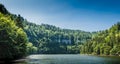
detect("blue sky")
(0, 0), (120, 32)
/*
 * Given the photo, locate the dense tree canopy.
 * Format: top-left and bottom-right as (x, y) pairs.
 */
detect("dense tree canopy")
(0, 13), (28, 59)
(0, 4), (29, 60)
(0, 3), (92, 55)
(1, 3), (120, 57)
(23, 21), (92, 54)
(81, 22), (120, 56)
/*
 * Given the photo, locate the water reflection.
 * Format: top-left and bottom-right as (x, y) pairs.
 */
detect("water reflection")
(0, 59), (27, 64)
(3, 55), (120, 64)
(26, 55), (120, 64)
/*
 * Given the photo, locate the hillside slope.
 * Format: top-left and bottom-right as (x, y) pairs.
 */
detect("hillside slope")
(81, 22), (120, 56)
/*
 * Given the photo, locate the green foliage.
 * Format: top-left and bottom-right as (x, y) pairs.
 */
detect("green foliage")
(94, 45), (100, 55)
(81, 22), (120, 56)
(3, 3), (120, 56)
(110, 45), (120, 55)
(27, 42), (38, 54)
(0, 13), (28, 59)
(104, 46), (111, 55)
(67, 45), (81, 54)
(23, 21), (92, 54)
(0, 4), (9, 14)
(15, 14), (24, 28)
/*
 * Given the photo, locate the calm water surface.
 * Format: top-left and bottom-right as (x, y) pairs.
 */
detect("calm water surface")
(21, 54), (120, 64)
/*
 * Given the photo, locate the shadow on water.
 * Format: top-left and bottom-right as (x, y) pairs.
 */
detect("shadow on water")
(0, 59), (27, 64)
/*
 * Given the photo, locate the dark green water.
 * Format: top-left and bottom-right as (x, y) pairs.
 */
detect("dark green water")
(17, 54), (120, 64)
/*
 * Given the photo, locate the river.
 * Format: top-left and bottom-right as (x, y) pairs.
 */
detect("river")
(16, 54), (120, 64)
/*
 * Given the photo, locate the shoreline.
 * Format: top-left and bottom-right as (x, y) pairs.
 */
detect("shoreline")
(28, 54), (120, 57)
(80, 54), (120, 57)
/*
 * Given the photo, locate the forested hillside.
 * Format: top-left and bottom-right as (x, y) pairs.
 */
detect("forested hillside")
(0, 3), (92, 55)
(23, 18), (92, 54)
(0, 3), (120, 58)
(81, 22), (120, 56)
(0, 4), (28, 59)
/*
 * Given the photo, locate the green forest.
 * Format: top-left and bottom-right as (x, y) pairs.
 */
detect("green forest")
(80, 22), (120, 56)
(0, 3), (120, 60)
